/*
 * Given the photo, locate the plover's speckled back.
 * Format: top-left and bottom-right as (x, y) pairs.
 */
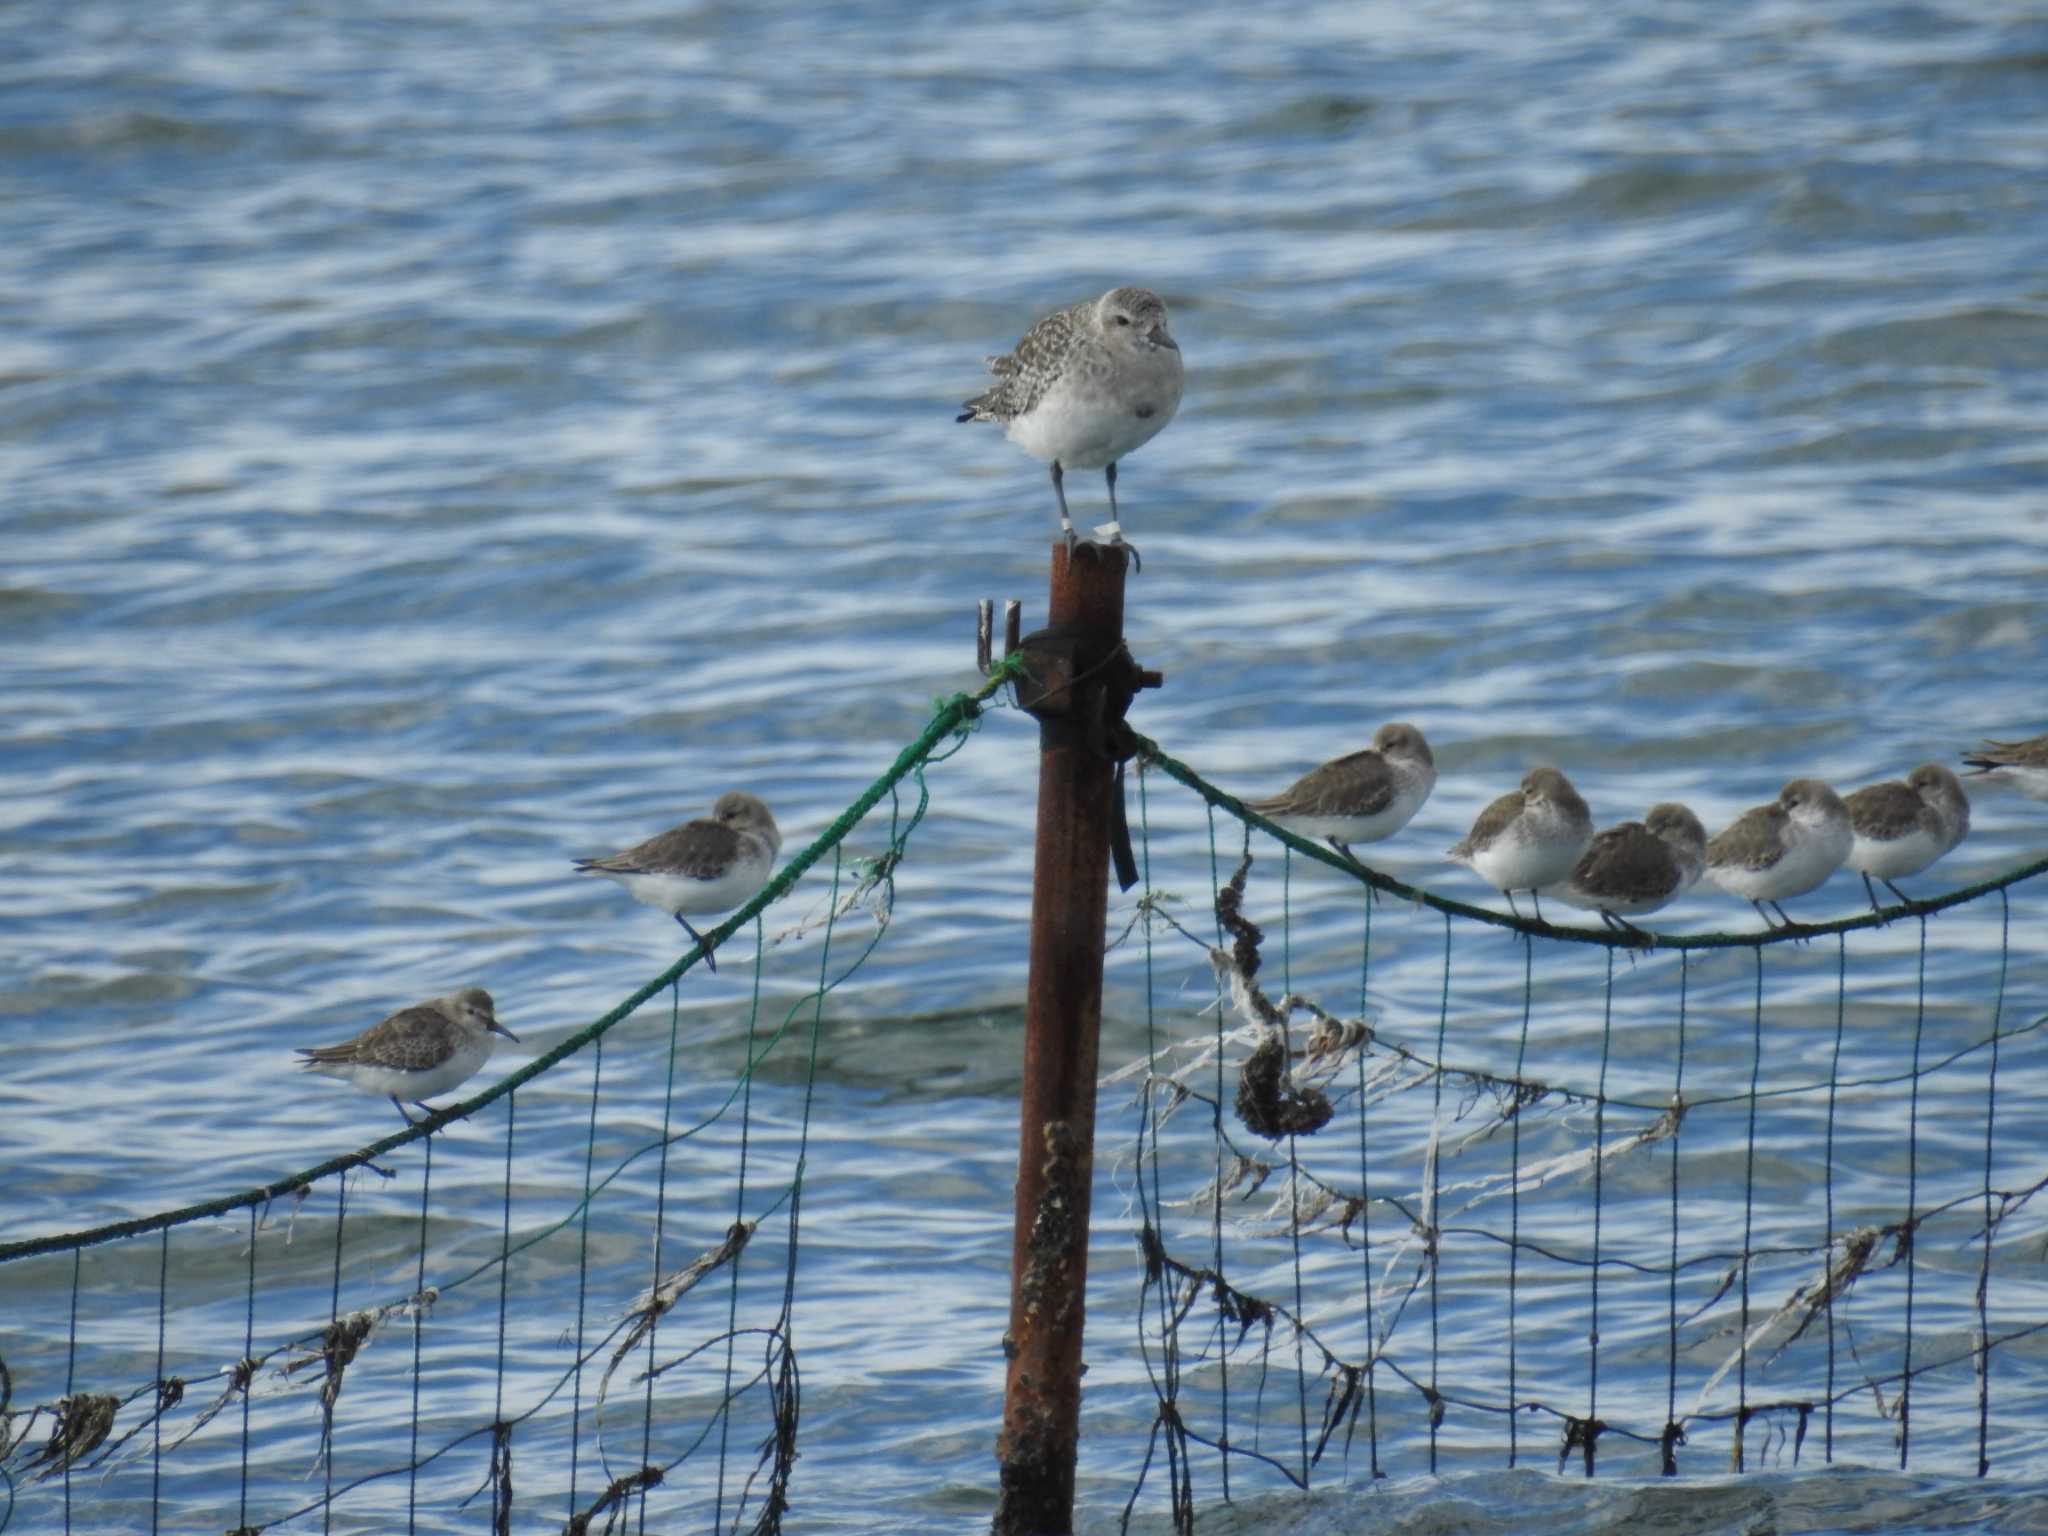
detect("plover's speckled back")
(1705, 778), (1852, 928)
(1843, 763), (1970, 910)
(957, 286), (1183, 562)
(1446, 766), (1594, 918)
(1244, 723), (1436, 863)
(297, 987), (517, 1126)
(1961, 731), (2048, 802)
(1541, 803), (1707, 936)
(574, 790), (781, 971)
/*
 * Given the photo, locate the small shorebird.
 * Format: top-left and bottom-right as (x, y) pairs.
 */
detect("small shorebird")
(1705, 778), (1852, 928)
(1843, 763), (1970, 911)
(1244, 723), (1436, 863)
(1446, 766), (1594, 919)
(957, 286), (1183, 563)
(297, 988), (517, 1126)
(1542, 803), (1706, 936)
(574, 791), (782, 972)
(1961, 731), (2048, 802)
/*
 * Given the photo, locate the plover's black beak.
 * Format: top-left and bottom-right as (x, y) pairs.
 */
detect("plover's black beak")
(1148, 325), (1178, 350)
(489, 1021), (521, 1043)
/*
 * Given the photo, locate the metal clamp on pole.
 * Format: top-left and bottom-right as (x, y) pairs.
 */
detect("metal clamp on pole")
(1010, 575), (1161, 893)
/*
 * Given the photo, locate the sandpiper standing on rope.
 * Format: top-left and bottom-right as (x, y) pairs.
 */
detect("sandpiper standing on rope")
(957, 286), (1183, 566)
(574, 791), (782, 972)
(1446, 766), (1595, 919)
(1705, 778), (1853, 929)
(1244, 723), (1436, 864)
(1541, 802), (1707, 937)
(297, 988), (517, 1127)
(1842, 763), (1970, 911)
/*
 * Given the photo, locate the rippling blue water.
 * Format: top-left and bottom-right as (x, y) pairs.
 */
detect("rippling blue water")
(5, 0), (2048, 1531)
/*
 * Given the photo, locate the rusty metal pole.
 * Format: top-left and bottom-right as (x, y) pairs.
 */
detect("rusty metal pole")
(994, 541), (1132, 1536)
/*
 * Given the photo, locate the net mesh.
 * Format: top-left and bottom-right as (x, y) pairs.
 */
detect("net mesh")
(3, 687), (2044, 1535)
(1110, 738), (2048, 1530)
(0, 671), (1012, 1536)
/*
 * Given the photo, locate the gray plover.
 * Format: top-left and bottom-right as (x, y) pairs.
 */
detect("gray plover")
(1961, 731), (2048, 802)
(1244, 723), (1436, 863)
(1446, 766), (1594, 919)
(1541, 803), (1706, 936)
(957, 286), (1183, 562)
(574, 791), (781, 971)
(297, 987), (517, 1126)
(1705, 778), (1852, 928)
(1843, 763), (1970, 910)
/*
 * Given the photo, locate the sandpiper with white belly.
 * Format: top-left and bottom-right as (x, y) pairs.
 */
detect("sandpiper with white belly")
(1842, 763), (1970, 911)
(1446, 766), (1594, 919)
(1542, 803), (1707, 937)
(1705, 778), (1853, 929)
(1245, 723), (1436, 865)
(297, 987), (517, 1127)
(574, 791), (782, 972)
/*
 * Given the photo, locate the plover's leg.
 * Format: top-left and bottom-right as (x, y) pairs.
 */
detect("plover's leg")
(1050, 462), (1078, 556)
(1861, 873), (1885, 916)
(1506, 890), (1523, 920)
(1531, 890), (1546, 924)
(390, 1096), (421, 1127)
(1882, 877), (1913, 907)
(674, 912), (719, 973)
(1093, 462), (1142, 571)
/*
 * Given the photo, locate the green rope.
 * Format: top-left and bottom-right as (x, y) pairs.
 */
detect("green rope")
(0, 661), (1025, 1266)
(1136, 734), (2048, 951)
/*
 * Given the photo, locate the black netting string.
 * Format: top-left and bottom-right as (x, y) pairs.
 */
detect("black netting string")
(408, 1132), (433, 1535)
(1586, 946), (1617, 1475)
(1901, 918), (1929, 1469)
(1978, 889), (2010, 1476)
(1509, 934), (1533, 1469)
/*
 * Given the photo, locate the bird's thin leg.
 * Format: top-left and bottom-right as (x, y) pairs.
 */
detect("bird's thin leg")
(1883, 878), (1913, 907)
(1861, 873), (1885, 916)
(1506, 890), (1523, 920)
(1770, 899), (1814, 944)
(1599, 909), (1652, 945)
(1050, 461), (1078, 557)
(391, 1096), (421, 1127)
(1327, 839), (1376, 895)
(1750, 899), (1797, 931)
(1531, 890), (1545, 924)
(674, 913), (718, 973)
(1097, 462), (1141, 571)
